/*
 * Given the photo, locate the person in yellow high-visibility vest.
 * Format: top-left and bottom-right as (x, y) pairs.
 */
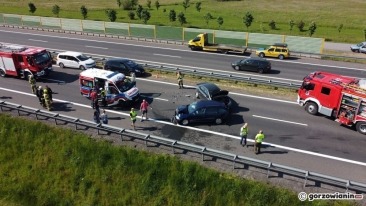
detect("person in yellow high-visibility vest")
(177, 71), (184, 89)
(29, 75), (36, 94)
(254, 130), (265, 154)
(43, 88), (51, 111)
(130, 108), (138, 130)
(240, 123), (248, 147)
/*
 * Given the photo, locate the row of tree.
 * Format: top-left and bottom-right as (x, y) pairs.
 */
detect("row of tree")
(27, 2), (325, 36)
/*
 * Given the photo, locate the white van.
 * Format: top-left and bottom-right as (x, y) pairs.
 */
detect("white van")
(56, 51), (96, 70)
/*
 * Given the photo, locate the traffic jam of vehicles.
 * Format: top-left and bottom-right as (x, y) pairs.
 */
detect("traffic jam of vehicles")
(2, 42), (366, 135)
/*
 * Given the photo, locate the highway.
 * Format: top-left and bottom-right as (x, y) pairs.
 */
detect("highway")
(0, 27), (365, 184)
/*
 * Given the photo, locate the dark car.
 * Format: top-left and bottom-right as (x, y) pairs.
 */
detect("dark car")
(231, 57), (271, 73)
(196, 82), (232, 109)
(104, 58), (145, 77)
(174, 100), (229, 125)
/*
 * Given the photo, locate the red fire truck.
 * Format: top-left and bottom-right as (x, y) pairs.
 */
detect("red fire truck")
(0, 43), (53, 79)
(297, 71), (366, 135)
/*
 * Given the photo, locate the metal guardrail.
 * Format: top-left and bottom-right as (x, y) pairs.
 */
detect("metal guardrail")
(1, 100), (365, 193)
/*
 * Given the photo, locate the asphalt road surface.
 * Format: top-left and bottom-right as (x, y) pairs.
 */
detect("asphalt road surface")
(0, 27), (365, 184)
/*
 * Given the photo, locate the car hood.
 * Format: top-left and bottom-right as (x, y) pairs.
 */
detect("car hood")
(212, 90), (229, 98)
(132, 64), (145, 72)
(83, 58), (95, 64)
(176, 105), (188, 114)
(232, 60), (241, 65)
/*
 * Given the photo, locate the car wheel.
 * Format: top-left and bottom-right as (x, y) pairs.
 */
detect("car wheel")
(258, 68), (264, 74)
(195, 92), (200, 99)
(215, 118), (222, 125)
(356, 121), (366, 135)
(278, 55), (284, 60)
(259, 53), (265, 58)
(305, 102), (318, 115)
(0, 69), (6, 77)
(234, 66), (240, 71)
(59, 63), (64, 68)
(80, 65), (86, 70)
(182, 119), (189, 125)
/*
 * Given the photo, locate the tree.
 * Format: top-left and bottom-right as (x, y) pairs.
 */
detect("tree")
(146, 0), (152, 9)
(169, 10), (176, 22)
(80, 6), (88, 19)
(268, 20), (276, 30)
(52, 5), (60, 17)
(178, 12), (187, 26)
(337, 24), (343, 33)
(297, 20), (305, 32)
(182, 0), (190, 12)
(105, 9), (117, 22)
(203, 13), (213, 26)
(121, 0), (138, 10)
(141, 9), (151, 24)
(117, 0), (122, 8)
(195, 2), (201, 12)
(217, 16), (223, 28)
(155, 0), (160, 10)
(289, 20), (295, 31)
(28, 2), (37, 14)
(308, 21), (317, 37)
(243, 12), (254, 31)
(128, 11), (135, 20)
(136, 5), (143, 19)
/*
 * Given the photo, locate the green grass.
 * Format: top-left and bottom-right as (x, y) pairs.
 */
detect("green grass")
(0, 0), (365, 43)
(0, 113), (360, 206)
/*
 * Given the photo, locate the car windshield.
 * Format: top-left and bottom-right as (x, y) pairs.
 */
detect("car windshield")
(76, 54), (89, 61)
(115, 79), (134, 92)
(125, 60), (138, 67)
(32, 51), (51, 65)
(188, 102), (197, 113)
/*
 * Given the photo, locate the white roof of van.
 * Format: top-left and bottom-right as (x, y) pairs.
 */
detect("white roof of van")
(80, 68), (125, 82)
(58, 51), (83, 56)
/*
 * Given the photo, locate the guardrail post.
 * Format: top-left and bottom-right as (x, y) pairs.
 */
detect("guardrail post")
(74, 119), (80, 130)
(346, 180), (350, 192)
(119, 129), (125, 142)
(304, 171), (309, 187)
(144, 134), (150, 146)
(201, 147), (206, 161)
(171, 141), (177, 154)
(96, 123), (102, 134)
(54, 114), (59, 125)
(267, 162), (272, 178)
(233, 155), (237, 169)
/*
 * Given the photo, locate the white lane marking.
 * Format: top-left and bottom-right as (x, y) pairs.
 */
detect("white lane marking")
(153, 53), (181, 58)
(1, 29), (364, 73)
(154, 98), (169, 101)
(1, 86), (365, 167)
(28, 38), (48, 42)
(85, 45), (108, 50)
(253, 115), (308, 126)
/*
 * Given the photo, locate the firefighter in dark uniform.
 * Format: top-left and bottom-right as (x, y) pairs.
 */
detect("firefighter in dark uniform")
(36, 86), (44, 106)
(43, 87), (52, 111)
(29, 75), (37, 94)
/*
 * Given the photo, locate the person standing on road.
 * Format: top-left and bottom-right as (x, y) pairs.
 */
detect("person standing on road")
(130, 108), (138, 130)
(36, 86), (44, 106)
(45, 85), (53, 103)
(29, 75), (37, 94)
(140, 99), (151, 121)
(43, 87), (51, 111)
(100, 109), (108, 124)
(90, 89), (97, 109)
(254, 130), (265, 154)
(93, 110), (100, 124)
(177, 71), (184, 89)
(240, 123), (248, 147)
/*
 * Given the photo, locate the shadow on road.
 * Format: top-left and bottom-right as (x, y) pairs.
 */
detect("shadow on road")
(52, 102), (76, 112)
(0, 96), (12, 99)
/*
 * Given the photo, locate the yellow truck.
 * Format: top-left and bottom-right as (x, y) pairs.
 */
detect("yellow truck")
(188, 33), (247, 54)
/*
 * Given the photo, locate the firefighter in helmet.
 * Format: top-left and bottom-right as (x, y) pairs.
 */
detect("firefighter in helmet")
(29, 75), (36, 94)
(43, 87), (51, 111)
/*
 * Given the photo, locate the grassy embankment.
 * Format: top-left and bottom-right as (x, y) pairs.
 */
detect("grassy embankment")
(0, 113), (360, 206)
(0, 0), (365, 43)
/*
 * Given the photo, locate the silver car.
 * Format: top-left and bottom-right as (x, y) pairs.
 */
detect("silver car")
(350, 42), (366, 53)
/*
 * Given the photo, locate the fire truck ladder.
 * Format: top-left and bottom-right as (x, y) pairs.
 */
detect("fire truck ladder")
(0, 43), (27, 52)
(340, 82), (366, 95)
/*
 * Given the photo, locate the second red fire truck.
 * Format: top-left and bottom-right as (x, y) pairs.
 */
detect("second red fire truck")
(0, 43), (53, 80)
(298, 71), (366, 135)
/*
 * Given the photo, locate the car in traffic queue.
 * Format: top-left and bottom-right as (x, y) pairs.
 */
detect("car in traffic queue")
(173, 100), (230, 126)
(255, 43), (290, 60)
(195, 82), (232, 109)
(56, 51), (96, 70)
(79, 68), (140, 107)
(231, 57), (271, 73)
(103, 58), (145, 77)
(350, 42), (366, 53)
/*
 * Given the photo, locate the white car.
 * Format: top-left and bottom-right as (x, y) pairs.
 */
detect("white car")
(56, 51), (96, 70)
(350, 42), (366, 53)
